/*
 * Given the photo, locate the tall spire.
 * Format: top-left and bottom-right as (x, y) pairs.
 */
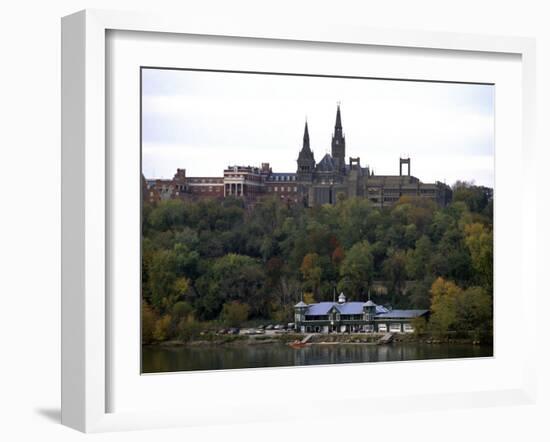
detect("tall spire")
(331, 103), (346, 173)
(335, 103), (342, 129)
(297, 120), (315, 181)
(303, 121), (310, 151)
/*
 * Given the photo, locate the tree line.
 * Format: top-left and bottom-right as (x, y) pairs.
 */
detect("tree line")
(141, 181), (493, 342)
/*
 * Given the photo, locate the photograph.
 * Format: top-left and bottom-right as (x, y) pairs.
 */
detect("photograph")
(140, 67), (494, 373)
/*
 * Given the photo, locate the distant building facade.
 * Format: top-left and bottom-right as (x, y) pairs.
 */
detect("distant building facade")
(143, 105), (452, 207)
(294, 293), (429, 334)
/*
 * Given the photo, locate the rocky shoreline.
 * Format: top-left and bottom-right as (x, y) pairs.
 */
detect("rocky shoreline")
(148, 332), (489, 348)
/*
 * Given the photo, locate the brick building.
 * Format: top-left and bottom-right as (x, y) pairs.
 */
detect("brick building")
(143, 105), (452, 207)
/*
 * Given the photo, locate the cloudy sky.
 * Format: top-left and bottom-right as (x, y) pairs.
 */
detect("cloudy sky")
(142, 68), (494, 187)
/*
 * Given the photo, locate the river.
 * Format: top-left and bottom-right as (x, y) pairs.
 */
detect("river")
(142, 342), (493, 373)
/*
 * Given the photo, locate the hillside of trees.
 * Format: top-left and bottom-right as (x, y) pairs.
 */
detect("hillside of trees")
(141, 182), (493, 343)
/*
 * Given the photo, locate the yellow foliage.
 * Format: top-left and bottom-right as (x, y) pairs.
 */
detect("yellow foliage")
(153, 314), (172, 342)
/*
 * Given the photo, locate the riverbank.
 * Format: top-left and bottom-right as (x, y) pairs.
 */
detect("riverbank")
(149, 331), (491, 348)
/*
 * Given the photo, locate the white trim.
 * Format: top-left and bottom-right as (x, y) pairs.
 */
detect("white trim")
(61, 9), (537, 433)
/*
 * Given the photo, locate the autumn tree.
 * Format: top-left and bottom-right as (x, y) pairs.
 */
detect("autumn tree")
(220, 301), (250, 327)
(300, 253), (322, 296)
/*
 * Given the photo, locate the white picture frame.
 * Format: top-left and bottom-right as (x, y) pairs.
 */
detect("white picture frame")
(61, 9), (537, 433)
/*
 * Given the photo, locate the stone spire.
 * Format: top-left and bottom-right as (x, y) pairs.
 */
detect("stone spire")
(335, 104), (342, 129)
(301, 121), (312, 154)
(331, 104), (346, 173)
(297, 120), (316, 181)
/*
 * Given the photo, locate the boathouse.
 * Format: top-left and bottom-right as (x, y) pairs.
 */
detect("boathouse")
(294, 293), (429, 334)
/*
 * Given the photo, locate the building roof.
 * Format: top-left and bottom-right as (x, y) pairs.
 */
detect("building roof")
(302, 300), (401, 317)
(305, 302), (338, 316)
(316, 154), (336, 172)
(363, 300), (376, 307)
(336, 302), (364, 315)
(294, 301), (308, 308)
(376, 309), (429, 319)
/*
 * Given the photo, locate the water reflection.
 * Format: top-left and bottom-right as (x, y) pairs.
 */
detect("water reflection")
(142, 343), (493, 373)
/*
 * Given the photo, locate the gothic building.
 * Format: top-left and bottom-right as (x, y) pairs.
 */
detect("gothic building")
(294, 105), (452, 207)
(143, 105), (452, 207)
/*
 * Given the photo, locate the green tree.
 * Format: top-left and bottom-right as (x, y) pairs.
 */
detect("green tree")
(148, 249), (178, 312)
(149, 199), (186, 230)
(220, 301), (250, 327)
(464, 222), (493, 290)
(195, 254), (265, 319)
(456, 286), (492, 337)
(406, 235), (432, 280)
(383, 250), (408, 304)
(177, 314), (202, 342)
(338, 241), (373, 298)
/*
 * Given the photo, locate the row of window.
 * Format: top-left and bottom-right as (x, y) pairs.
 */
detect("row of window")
(269, 186), (298, 193)
(269, 175), (297, 182)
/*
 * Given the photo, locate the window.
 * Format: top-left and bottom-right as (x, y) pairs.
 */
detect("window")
(389, 323), (401, 332)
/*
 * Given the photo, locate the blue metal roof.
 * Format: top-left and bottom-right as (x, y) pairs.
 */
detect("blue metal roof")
(336, 302), (364, 315)
(305, 302), (335, 316)
(304, 302), (366, 316)
(302, 301), (422, 318)
(376, 309), (428, 319)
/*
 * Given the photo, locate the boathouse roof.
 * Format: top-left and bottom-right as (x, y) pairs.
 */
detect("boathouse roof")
(376, 309), (429, 319)
(303, 301), (391, 316)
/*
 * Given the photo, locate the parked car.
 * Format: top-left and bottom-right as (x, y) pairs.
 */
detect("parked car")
(274, 324), (284, 330)
(227, 328), (240, 335)
(287, 323), (295, 330)
(255, 329), (265, 334)
(265, 324), (274, 330)
(217, 329), (227, 335)
(256, 324), (265, 330)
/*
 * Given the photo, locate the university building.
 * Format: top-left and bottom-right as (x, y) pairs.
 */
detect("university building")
(143, 105), (452, 207)
(294, 293), (429, 334)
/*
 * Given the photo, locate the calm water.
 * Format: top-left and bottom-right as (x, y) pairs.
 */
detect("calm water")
(142, 342), (493, 373)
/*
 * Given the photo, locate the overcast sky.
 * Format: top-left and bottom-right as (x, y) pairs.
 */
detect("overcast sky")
(142, 68), (494, 187)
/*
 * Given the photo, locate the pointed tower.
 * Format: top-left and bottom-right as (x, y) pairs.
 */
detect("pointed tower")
(331, 104), (346, 174)
(297, 121), (316, 182)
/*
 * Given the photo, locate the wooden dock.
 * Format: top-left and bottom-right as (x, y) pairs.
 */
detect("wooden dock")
(377, 332), (395, 345)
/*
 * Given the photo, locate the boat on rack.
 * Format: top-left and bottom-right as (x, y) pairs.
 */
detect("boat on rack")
(289, 333), (314, 349)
